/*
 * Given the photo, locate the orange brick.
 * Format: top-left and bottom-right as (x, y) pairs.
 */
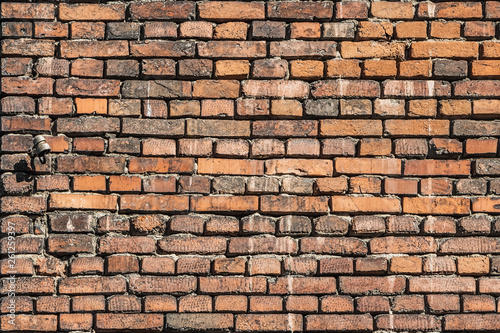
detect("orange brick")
(403, 197), (470, 215)
(358, 22), (393, 40)
(408, 99), (437, 117)
(214, 295), (247, 312)
(331, 196), (401, 213)
(142, 139), (176, 156)
(466, 138), (497, 155)
(214, 60), (249, 79)
(73, 137), (105, 153)
(75, 98), (107, 115)
(270, 100), (303, 117)
(457, 257), (490, 275)
(430, 22), (461, 39)
(290, 22), (321, 39)
(73, 175), (106, 192)
(214, 22), (248, 40)
(395, 22), (427, 39)
(349, 176), (382, 194)
(411, 41), (479, 59)
(371, 1), (414, 19)
(201, 99), (235, 118)
(363, 60), (397, 78)
(290, 60), (324, 80)
(390, 256), (423, 274)
(420, 178), (453, 196)
(439, 100), (472, 117)
(326, 59), (361, 78)
(359, 138), (392, 156)
(472, 61), (500, 78)
(399, 60), (432, 78)
(385, 178), (419, 195)
(109, 175), (142, 193)
(336, 158), (401, 175)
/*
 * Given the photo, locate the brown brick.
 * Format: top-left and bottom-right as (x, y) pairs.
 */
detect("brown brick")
(306, 314), (373, 331)
(229, 237), (296, 255)
(199, 41), (266, 59)
(166, 314), (233, 331)
(96, 313), (163, 331)
(268, 1), (333, 20)
(2, 39), (55, 57)
(130, 2), (194, 20)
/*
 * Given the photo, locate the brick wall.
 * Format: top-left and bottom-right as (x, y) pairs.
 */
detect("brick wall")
(1, 0), (500, 331)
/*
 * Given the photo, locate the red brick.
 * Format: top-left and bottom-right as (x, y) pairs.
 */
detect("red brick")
(128, 158), (194, 174)
(319, 257), (354, 274)
(340, 276), (406, 295)
(48, 234), (94, 254)
(159, 236), (226, 254)
(312, 79), (380, 98)
(0, 258), (34, 275)
(199, 276), (266, 293)
(252, 59), (288, 79)
(286, 295), (318, 312)
(198, 41), (266, 59)
(377, 314), (440, 331)
(355, 258), (388, 274)
(261, 195), (329, 214)
(1, 196), (47, 214)
(445, 314), (500, 331)
(357, 296), (390, 313)
(59, 276), (125, 294)
(107, 255), (139, 274)
(0, 314), (57, 332)
(321, 295), (354, 313)
(72, 295), (105, 312)
(236, 314), (302, 331)
(215, 296), (248, 312)
(243, 80), (309, 99)
(144, 295), (177, 313)
(99, 236), (155, 254)
(301, 237), (367, 255)
(70, 257), (103, 275)
(335, 2), (368, 19)
(70, 22), (105, 39)
(129, 276), (196, 294)
(249, 296), (282, 312)
(179, 295), (212, 313)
